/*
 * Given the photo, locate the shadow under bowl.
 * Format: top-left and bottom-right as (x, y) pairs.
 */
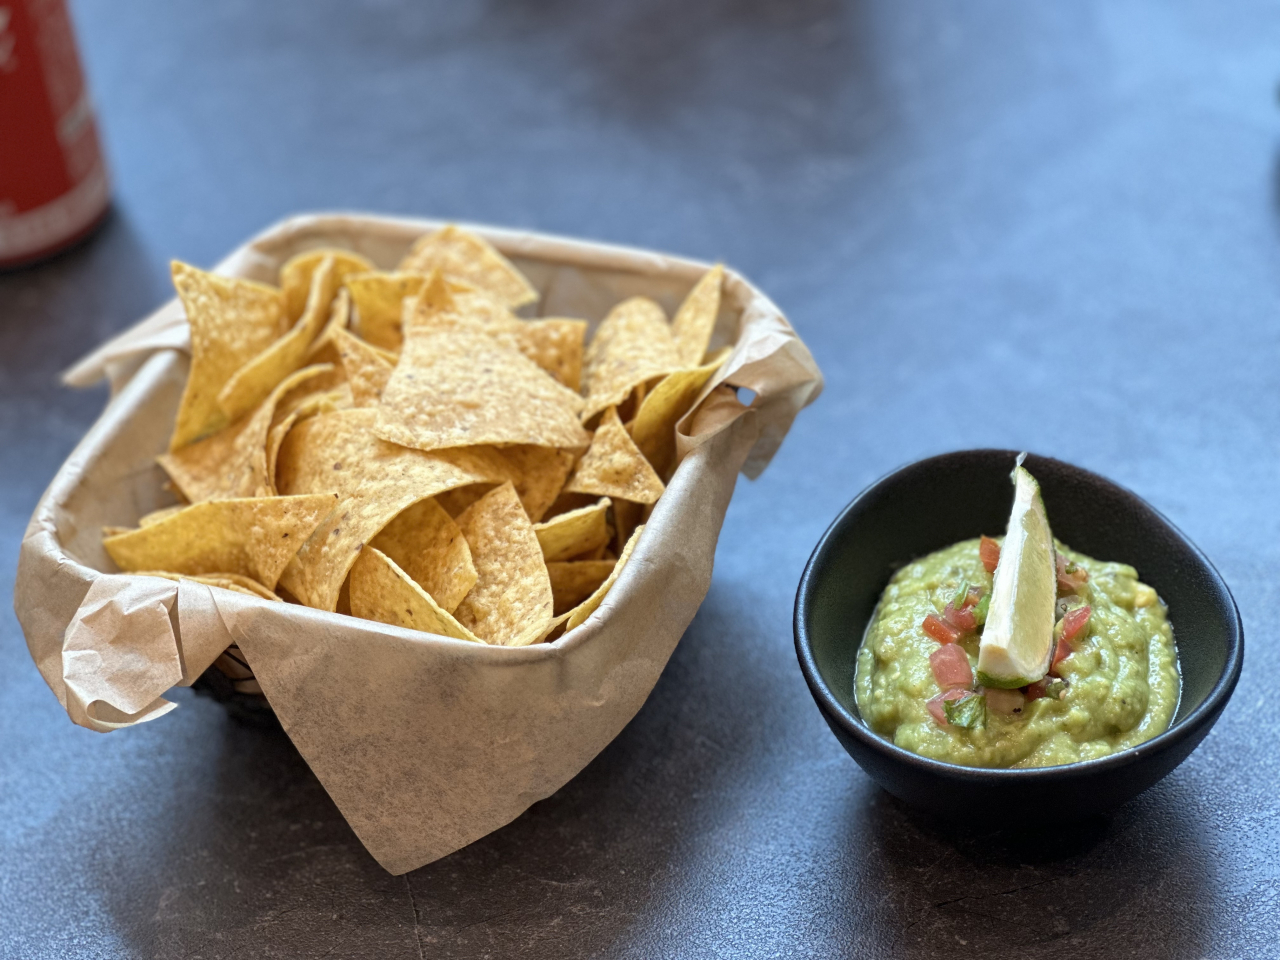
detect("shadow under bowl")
(793, 449), (1242, 823)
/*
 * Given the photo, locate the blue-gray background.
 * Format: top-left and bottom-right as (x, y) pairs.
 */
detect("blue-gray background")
(1, 1), (1276, 956)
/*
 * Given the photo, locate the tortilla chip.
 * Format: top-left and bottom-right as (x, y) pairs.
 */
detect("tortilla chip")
(138, 505), (184, 527)
(134, 570), (281, 602)
(103, 495), (335, 590)
(374, 322), (589, 454)
(564, 407), (665, 504)
(169, 262), (285, 450)
(580, 297), (682, 424)
(669, 265), (724, 367)
(453, 483), (554, 644)
(434, 484), (497, 518)
(371, 497), (477, 613)
(217, 256), (340, 423)
(398, 225), (538, 308)
(280, 248), (375, 324)
(332, 326), (395, 407)
(500, 445), (577, 521)
(534, 497), (611, 561)
(629, 348), (730, 478)
(159, 364), (333, 503)
(547, 560), (616, 614)
(349, 547), (482, 642)
(275, 409), (508, 610)
(564, 524), (643, 632)
(347, 271), (427, 350)
(510, 318), (586, 391)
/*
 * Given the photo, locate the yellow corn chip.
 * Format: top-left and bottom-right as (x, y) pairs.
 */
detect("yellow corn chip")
(371, 497), (477, 614)
(347, 271), (427, 350)
(580, 297), (682, 424)
(669, 265), (724, 367)
(280, 248), (375, 324)
(134, 570), (281, 602)
(103, 495), (335, 590)
(398, 225), (538, 308)
(629, 348), (730, 478)
(434, 483), (498, 518)
(510, 318), (586, 391)
(453, 483), (554, 644)
(564, 524), (643, 632)
(332, 326), (395, 407)
(565, 407), (665, 504)
(217, 256), (340, 423)
(138, 505), (184, 527)
(275, 409), (509, 610)
(159, 364), (332, 503)
(500, 445), (577, 521)
(303, 285), (353, 362)
(169, 262), (285, 450)
(533, 497), (611, 561)
(349, 547), (482, 642)
(547, 559), (616, 614)
(374, 323), (589, 454)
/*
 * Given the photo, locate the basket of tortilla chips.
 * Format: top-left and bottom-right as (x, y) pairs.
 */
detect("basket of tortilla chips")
(15, 214), (822, 873)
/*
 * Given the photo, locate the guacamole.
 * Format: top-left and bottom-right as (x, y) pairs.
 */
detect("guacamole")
(854, 538), (1180, 768)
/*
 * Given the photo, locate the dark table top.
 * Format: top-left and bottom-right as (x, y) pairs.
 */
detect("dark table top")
(3, 1), (1278, 957)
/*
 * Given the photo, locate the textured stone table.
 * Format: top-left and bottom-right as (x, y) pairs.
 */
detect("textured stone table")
(2, 1), (1277, 957)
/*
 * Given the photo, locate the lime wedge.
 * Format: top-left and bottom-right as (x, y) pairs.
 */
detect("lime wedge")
(976, 459), (1057, 689)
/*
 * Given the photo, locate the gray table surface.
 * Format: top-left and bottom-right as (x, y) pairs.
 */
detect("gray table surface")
(3, 1), (1278, 957)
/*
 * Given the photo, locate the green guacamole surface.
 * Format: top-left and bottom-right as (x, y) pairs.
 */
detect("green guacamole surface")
(854, 538), (1180, 769)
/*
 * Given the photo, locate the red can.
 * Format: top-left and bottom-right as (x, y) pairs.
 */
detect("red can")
(0, 0), (109, 268)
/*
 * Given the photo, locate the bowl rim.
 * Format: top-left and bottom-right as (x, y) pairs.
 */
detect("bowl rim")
(793, 448), (1244, 781)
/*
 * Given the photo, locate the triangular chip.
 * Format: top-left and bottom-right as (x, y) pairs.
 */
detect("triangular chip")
(452, 483), (553, 644)
(565, 407), (665, 504)
(159, 364), (332, 503)
(398, 225), (538, 308)
(333, 326), (395, 407)
(669, 265), (724, 367)
(216, 256), (341, 424)
(500, 445), (577, 521)
(612, 498), (644, 556)
(103, 495), (335, 590)
(280, 248), (375, 324)
(564, 524), (643, 632)
(374, 323), (589, 454)
(349, 547), (483, 642)
(534, 497), (611, 561)
(303, 285), (353, 363)
(580, 297), (682, 424)
(134, 570), (281, 602)
(169, 262), (284, 450)
(347, 271), (427, 350)
(138, 505), (184, 527)
(371, 498), (477, 614)
(275, 409), (509, 610)
(548, 560), (616, 615)
(507, 318), (586, 391)
(629, 348), (730, 478)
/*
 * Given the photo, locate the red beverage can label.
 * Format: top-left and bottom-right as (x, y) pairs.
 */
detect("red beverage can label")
(0, 0), (109, 267)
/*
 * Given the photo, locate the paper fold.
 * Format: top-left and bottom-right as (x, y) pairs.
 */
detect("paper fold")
(16, 212), (822, 872)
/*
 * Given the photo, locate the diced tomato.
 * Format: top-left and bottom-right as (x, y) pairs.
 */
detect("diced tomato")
(943, 601), (977, 633)
(980, 536), (1001, 574)
(1024, 679), (1047, 701)
(922, 613), (963, 644)
(1060, 604), (1092, 643)
(1050, 638), (1072, 675)
(1056, 554), (1089, 594)
(961, 586), (982, 610)
(930, 643), (974, 691)
(926, 688), (969, 726)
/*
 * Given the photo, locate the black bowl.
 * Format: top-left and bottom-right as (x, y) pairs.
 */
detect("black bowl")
(794, 449), (1242, 822)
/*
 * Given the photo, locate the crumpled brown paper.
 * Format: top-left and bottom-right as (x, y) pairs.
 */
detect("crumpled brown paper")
(15, 213), (822, 874)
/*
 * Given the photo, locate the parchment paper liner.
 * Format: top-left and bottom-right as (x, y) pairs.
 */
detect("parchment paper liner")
(16, 213), (822, 874)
